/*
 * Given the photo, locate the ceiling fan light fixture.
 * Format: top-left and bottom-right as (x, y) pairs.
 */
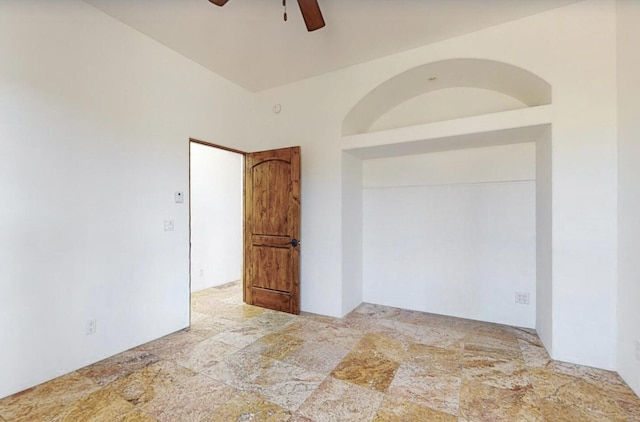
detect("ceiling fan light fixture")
(207, 0), (325, 32)
(297, 0), (325, 32)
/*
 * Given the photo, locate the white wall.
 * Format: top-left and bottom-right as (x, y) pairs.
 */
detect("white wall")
(536, 129), (553, 354)
(0, 0), (626, 399)
(190, 143), (243, 292)
(341, 152), (363, 315)
(251, 104), (346, 317)
(256, 0), (619, 369)
(616, 0), (640, 396)
(362, 144), (536, 328)
(369, 87), (527, 133)
(0, 0), (262, 399)
(549, 2), (618, 369)
(363, 143), (536, 188)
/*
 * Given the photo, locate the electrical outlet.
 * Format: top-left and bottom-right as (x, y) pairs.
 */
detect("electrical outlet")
(515, 292), (530, 305)
(635, 340), (640, 361)
(163, 220), (175, 231)
(199, 269), (204, 277)
(86, 319), (97, 335)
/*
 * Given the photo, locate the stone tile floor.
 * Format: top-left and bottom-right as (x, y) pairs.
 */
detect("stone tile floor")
(1, 281), (639, 421)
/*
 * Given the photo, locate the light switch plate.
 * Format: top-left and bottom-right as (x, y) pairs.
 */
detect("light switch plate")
(174, 192), (184, 203)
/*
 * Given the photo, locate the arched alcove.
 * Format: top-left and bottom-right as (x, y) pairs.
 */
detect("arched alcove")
(342, 58), (552, 135)
(340, 58), (553, 348)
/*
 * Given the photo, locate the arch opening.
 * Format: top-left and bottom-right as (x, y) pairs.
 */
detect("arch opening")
(342, 58), (552, 136)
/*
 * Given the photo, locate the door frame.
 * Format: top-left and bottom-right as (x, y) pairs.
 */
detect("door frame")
(188, 138), (247, 324)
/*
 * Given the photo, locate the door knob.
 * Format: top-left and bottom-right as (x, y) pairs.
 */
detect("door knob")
(290, 238), (300, 247)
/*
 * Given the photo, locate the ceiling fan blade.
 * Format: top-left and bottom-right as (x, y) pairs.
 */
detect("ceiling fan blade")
(209, 0), (229, 6)
(297, 0), (325, 32)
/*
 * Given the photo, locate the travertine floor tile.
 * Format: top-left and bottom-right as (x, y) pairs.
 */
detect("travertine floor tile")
(299, 311), (343, 325)
(276, 319), (330, 340)
(376, 319), (465, 351)
(529, 367), (629, 421)
(171, 337), (239, 373)
(246, 311), (297, 333)
(462, 353), (530, 390)
(243, 332), (305, 361)
(613, 385), (640, 421)
(139, 374), (236, 421)
(186, 315), (236, 339)
(547, 360), (628, 388)
(193, 298), (264, 322)
(0, 372), (100, 422)
(278, 319), (362, 350)
(117, 410), (158, 422)
(373, 395), (456, 422)
(190, 311), (211, 323)
(387, 363), (461, 416)
(251, 362), (325, 412)
(351, 303), (404, 320)
(59, 388), (136, 422)
(205, 350), (324, 411)
(330, 334), (402, 392)
(78, 350), (161, 387)
(103, 361), (196, 407)
(470, 322), (519, 343)
(190, 295), (232, 316)
(513, 327), (543, 346)
(282, 338), (353, 375)
(404, 344), (463, 377)
(216, 303), (266, 322)
(539, 398), (614, 422)
(134, 331), (204, 361)
(459, 380), (543, 421)
(463, 333), (522, 361)
(207, 391), (291, 421)
(392, 309), (479, 333)
(518, 338), (552, 368)
(288, 414), (315, 422)
(210, 322), (270, 349)
(202, 348), (258, 385)
(2, 282), (639, 422)
(297, 377), (384, 422)
(219, 293), (245, 305)
(357, 333), (407, 362)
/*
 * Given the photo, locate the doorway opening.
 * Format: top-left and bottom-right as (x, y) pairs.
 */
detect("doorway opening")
(189, 139), (245, 323)
(189, 140), (302, 322)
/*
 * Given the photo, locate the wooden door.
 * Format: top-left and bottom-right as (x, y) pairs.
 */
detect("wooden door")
(244, 146), (301, 314)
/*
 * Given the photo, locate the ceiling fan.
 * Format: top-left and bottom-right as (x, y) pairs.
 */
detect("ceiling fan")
(208, 0), (326, 32)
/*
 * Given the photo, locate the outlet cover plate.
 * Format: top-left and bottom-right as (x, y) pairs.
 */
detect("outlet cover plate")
(515, 292), (530, 305)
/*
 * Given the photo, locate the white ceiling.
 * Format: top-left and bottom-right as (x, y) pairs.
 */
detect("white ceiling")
(83, 0), (579, 92)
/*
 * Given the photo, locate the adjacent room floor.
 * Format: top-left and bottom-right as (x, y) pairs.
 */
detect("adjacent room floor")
(1, 282), (638, 421)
